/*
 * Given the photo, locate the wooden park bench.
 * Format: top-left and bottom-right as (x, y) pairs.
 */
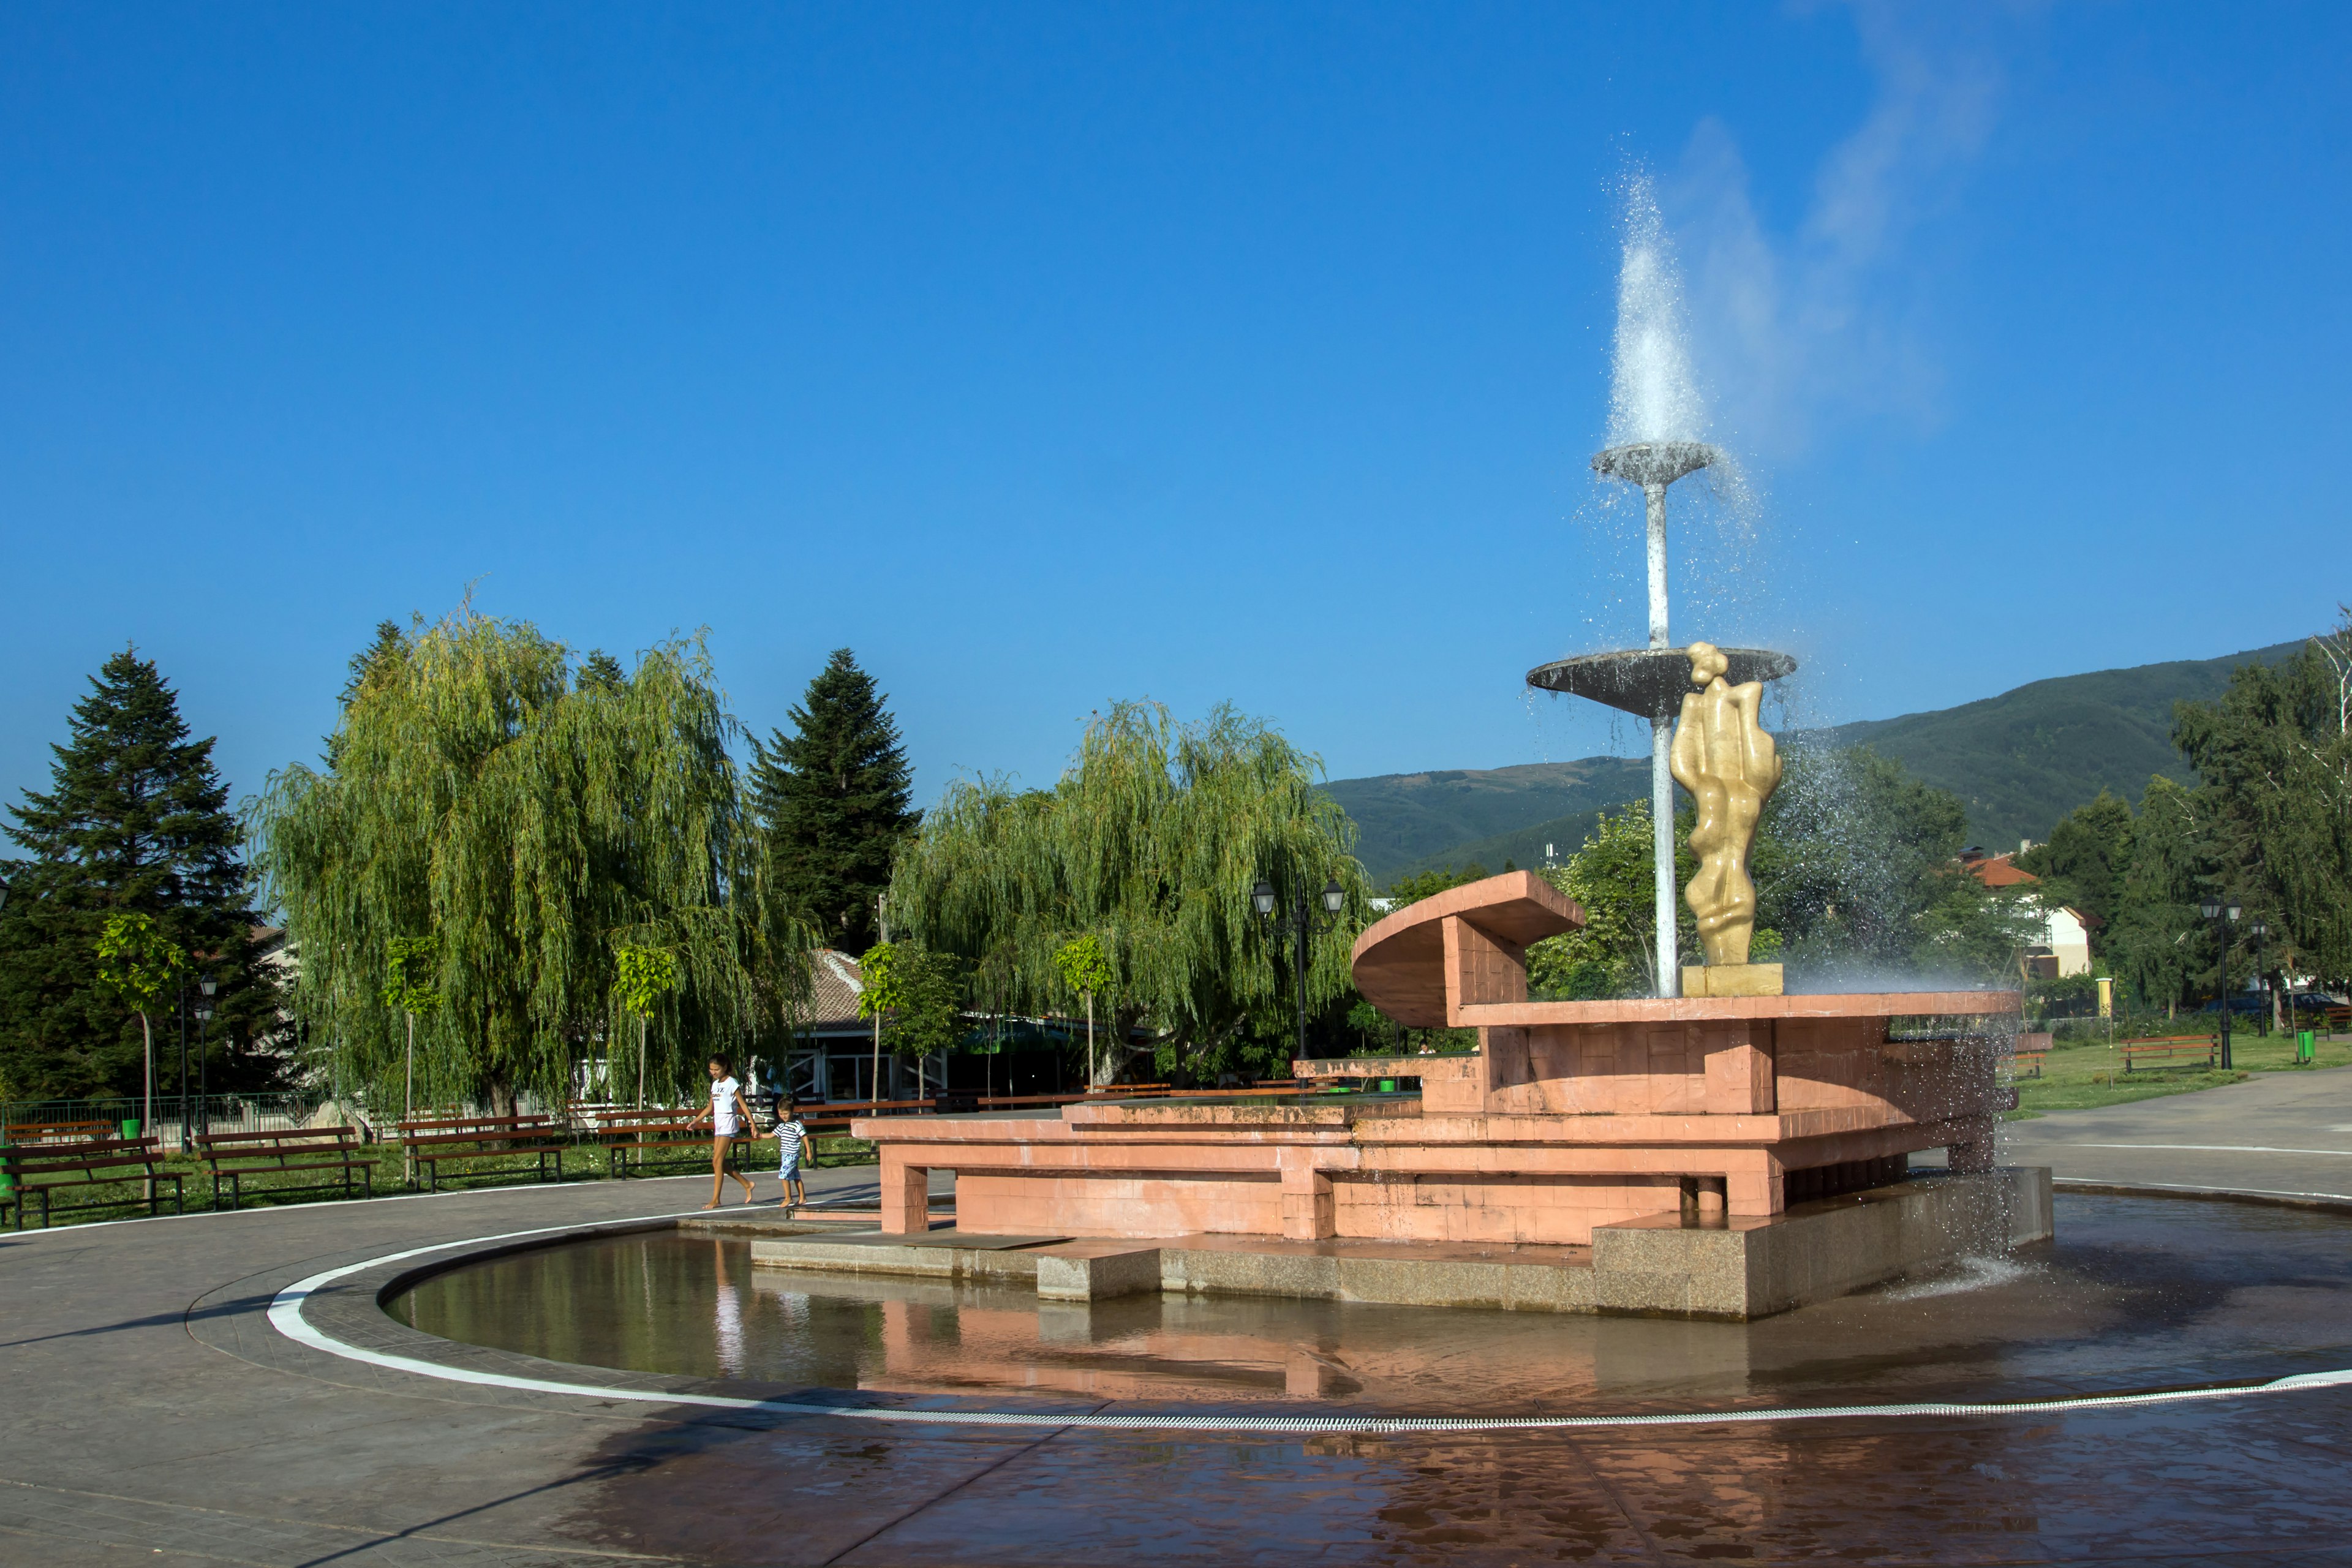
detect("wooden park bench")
(2, 1134), (183, 1229)
(593, 1106), (758, 1178)
(2122, 1036), (2218, 1071)
(2009, 1031), (2052, 1079)
(5, 1118), (121, 1146)
(397, 1112), (568, 1192)
(195, 1126), (372, 1210)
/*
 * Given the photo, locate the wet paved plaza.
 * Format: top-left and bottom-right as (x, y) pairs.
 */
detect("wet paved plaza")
(379, 1195), (2352, 1562)
(7, 1115), (2352, 1564)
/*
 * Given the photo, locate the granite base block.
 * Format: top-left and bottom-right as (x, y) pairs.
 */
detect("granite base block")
(1588, 1166), (2052, 1319)
(1036, 1245), (1163, 1302)
(745, 1168), (2051, 1319)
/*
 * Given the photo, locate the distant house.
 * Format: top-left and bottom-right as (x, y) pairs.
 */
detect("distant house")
(779, 948), (895, 1103)
(775, 948), (1125, 1104)
(1958, 851), (2092, 979)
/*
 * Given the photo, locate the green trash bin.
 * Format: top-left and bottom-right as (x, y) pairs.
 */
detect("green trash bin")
(120, 1117), (140, 1140)
(2299, 1030), (2317, 1064)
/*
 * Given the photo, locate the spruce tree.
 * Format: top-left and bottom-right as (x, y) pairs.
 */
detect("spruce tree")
(750, 650), (920, 953)
(0, 649), (281, 1100)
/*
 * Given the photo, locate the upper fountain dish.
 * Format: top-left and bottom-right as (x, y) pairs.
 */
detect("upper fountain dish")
(1590, 440), (1723, 489)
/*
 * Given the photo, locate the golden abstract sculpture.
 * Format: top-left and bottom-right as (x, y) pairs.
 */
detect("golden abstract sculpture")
(1670, 641), (1782, 969)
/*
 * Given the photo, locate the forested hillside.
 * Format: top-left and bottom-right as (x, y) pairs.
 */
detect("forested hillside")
(1329, 640), (2309, 884)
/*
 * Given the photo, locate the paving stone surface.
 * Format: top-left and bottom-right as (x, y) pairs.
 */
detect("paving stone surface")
(2002, 1063), (2352, 1199)
(4, 1109), (2352, 1564)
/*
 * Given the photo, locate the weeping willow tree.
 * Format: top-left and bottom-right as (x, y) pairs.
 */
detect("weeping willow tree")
(250, 609), (805, 1115)
(888, 701), (1370, 1084)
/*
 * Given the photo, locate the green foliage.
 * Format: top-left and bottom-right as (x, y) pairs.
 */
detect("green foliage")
(2075, 619), (2352, 1014)
(576, 650), (629, 694)
(252, 608), (803, 1114)
(2017, 790), (2135, 942)
(1325, 760), (1646, 884)
(94, 913), (186, 1014)
(858, 941), (965, 1061)
(1384, 865), (1488, 903)
(1820, 639), (2305, 848)
(750, 649), (920, 954)
(1523, 747), (2038, 997)
(379, 933), (443, 1017)
(1752, 746), (2035, 984)
(856, 941), (900, 1022)
(2100, 775), (2204, 1012)
(2172, 620), (2352, 984)
(889, 700), (1371, 1083)
(611, 943), (679, 1019)
(0, 648), (281, 1098)
(1525, 802), (1697, 999)
(1335, 643), (2309, 883)
(1054, 933), (1113, 1000)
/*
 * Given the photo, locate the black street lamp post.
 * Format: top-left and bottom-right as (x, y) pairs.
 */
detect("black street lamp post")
(194, 978), (217, 1139)
(178, 981), (190, 1152)
(2198, 897), (2242, 1069)
(1252, 876), (1348, 1067)
(2248, 918), (2271, 1038)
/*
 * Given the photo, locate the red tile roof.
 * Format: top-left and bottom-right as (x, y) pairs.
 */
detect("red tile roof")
(1963, 853), (2040, 889)
(807, 949), (866, 1028)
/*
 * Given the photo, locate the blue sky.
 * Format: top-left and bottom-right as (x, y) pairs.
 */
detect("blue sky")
(4, 2), (2346, 818)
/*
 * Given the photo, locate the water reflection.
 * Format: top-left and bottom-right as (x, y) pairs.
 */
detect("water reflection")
(391, 1196), (2352, 1412)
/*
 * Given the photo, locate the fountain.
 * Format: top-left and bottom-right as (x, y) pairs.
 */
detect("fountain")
(793, 190), (2044, 1320)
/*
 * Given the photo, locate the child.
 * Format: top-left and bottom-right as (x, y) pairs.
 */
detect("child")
(774, 1099), (809, 1210)
(687, 1054), (759, 1210)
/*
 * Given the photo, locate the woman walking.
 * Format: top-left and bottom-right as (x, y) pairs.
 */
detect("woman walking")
(688, 1054), (759, 1210)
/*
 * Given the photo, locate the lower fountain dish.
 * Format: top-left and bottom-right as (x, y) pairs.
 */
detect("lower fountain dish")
(1525, 646), (1796, 718)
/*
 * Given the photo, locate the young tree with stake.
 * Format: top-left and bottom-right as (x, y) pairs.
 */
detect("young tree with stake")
(858, 940), (899, 1103)
(613, 944), (680, 1107)
(94, 913), (184, 1167)
(1054, 935), (1113, 1087)
(380, 933), (440, 1122)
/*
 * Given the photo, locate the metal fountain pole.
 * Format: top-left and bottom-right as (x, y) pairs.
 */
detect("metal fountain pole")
(1645, 479), (1676, 998)
(1531, 442), (1782, 1004)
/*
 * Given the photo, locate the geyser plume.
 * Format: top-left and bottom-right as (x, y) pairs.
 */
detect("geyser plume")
(1607, 175), (1708, 448)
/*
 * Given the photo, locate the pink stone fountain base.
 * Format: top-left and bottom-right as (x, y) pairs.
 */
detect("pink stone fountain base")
(856, 873), (2023, 1257)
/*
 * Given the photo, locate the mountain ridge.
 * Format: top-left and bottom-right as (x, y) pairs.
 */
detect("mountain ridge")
(1325, 639), (2309, 885)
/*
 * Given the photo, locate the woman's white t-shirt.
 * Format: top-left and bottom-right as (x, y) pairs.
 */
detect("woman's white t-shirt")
(710, 1077), (742, 1136)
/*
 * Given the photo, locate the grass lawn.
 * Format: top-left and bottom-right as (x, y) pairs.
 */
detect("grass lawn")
(2011, 1028), (2352, 1117)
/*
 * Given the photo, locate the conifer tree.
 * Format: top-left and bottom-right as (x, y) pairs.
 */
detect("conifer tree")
(750, 649), (920, 953)
(0, 649), (280, 1099)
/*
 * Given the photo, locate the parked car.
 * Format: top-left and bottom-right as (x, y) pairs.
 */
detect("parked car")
(2197, 995), (2270, 1016)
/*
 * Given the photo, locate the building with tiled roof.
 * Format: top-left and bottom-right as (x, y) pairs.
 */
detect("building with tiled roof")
(1956, 850), (2092, 978)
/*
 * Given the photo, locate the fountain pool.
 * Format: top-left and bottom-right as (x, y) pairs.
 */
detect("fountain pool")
(390, 1194), (2352, 1419)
